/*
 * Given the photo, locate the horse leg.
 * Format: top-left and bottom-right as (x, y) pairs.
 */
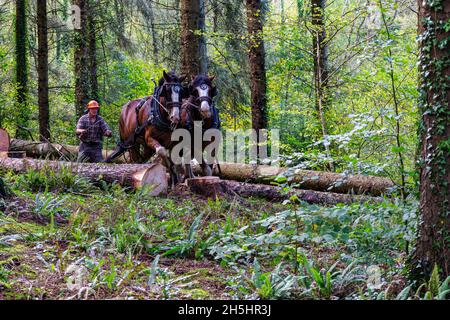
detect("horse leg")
(129, 145), (142, 163)
(144, 130), (178, 186)
(200, 159), (212, 176)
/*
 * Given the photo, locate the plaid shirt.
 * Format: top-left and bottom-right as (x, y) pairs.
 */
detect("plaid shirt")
(76, 114), (110, 144)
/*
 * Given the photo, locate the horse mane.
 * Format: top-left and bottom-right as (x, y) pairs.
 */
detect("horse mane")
(191, 75), (212, 87)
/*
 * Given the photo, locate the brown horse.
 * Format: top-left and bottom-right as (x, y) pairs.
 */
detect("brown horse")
(109, 71), (187, 182)
(181, 75), (220, 179)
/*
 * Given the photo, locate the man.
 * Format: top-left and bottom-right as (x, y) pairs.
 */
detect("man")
(76, 100), (112, 163)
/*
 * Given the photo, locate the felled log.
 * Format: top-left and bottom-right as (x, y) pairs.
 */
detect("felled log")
(0, 157), (167, 195)
(219, 180), (381, 205)
(8, 138), (395, 196)
(185, 176), (380, 204)
(9, 139), (128, 163)
(193, 162), (394, 196)
(0, 158), (381, 205)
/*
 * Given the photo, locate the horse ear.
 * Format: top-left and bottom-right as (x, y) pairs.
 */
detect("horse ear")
(180, 75), (187, 83)
(191, 75), (196, 82)
(209, 75), (216, 83)
(163, 70), (169, 81)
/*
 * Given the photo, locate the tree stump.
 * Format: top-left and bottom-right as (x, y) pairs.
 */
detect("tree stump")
(187, 176), (223, 198)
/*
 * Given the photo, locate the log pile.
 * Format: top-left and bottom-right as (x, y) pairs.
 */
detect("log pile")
(0, 157), (383, 204)
(3, 133), (396, 203)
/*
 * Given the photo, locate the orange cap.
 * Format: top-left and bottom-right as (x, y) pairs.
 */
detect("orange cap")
(87, 100), (99, 109)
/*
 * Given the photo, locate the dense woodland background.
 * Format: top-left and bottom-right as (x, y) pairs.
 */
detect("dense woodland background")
(0, 0), (449, 300)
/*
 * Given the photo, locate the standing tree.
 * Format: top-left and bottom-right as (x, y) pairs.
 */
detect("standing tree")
(245, 0), (268, 132)
(181, 0), (201, 79)
(74, 0), (90, 117)
(74, 0), (98, 117)
(87, 10), (98, 102)
(198, 0), (208, 75)
(311, 0), (332, 169)
(38, 0), (50, 141)
(15, 0), (29, 139)
(411, 0), (450, 279)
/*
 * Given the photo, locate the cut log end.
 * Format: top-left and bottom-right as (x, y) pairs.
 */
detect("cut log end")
(133, 163), (168, 196)
(187, 176), (223, 198)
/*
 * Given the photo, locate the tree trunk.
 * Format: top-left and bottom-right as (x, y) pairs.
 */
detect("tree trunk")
(311, 0), (332, 169)
(8, 139), (394, 196)
(0, 158), (380, 205)
(192, 162), (394, 196)
(0, 157), (166, 193)
(218, 180), (381, 205)
(74, 0), (90, 117)
(246, 0), (268, 131)
(9, 139), (128, 163)
(88, 9), (98, 101)
(15, 0), (29, 139)
(411, 0), (450, 279)
(181, 0), (201, 78)
(199, 0), (208, 74)
(38, 0), (50, 141)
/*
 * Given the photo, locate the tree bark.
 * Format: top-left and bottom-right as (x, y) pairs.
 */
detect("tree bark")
(411, 0), (450, 279)
(181, 0), (201, 79)
(192, 162), (394, 196)
(88, 8), (98, 102)
(15, 0), (29, 139)
(38, 0), (50, 141)
(199, 0), (208, 74)
(0, 158), (380, 205)
(7, 139), (394, 196)
(0, 157), (166, 192)
(311, 0), (332, 169)
(74, 0), (90, 117)
(219, 180), (381, 205)
(246, 0), (268, 131)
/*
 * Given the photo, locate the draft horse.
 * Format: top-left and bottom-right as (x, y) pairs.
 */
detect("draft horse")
(106, 71), (187, 183)
(181, 75), (221, 180)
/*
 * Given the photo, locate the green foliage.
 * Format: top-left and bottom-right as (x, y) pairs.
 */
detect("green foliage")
(10, 167), (96, 193)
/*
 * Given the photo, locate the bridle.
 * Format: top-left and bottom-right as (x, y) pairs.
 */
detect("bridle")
(149, 81), (183, 130)
(185, 83), (214, 112)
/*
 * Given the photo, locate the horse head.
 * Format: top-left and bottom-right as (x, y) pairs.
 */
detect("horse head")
(158, 70), (187, 126)
(188, 75), (217, 120)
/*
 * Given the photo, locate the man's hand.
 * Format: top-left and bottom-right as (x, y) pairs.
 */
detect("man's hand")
(105, 130), (112, 137)
(76, 129), (87, 137)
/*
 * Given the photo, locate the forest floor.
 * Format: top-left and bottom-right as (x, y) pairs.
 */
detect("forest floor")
(0, 169), (418, 300)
